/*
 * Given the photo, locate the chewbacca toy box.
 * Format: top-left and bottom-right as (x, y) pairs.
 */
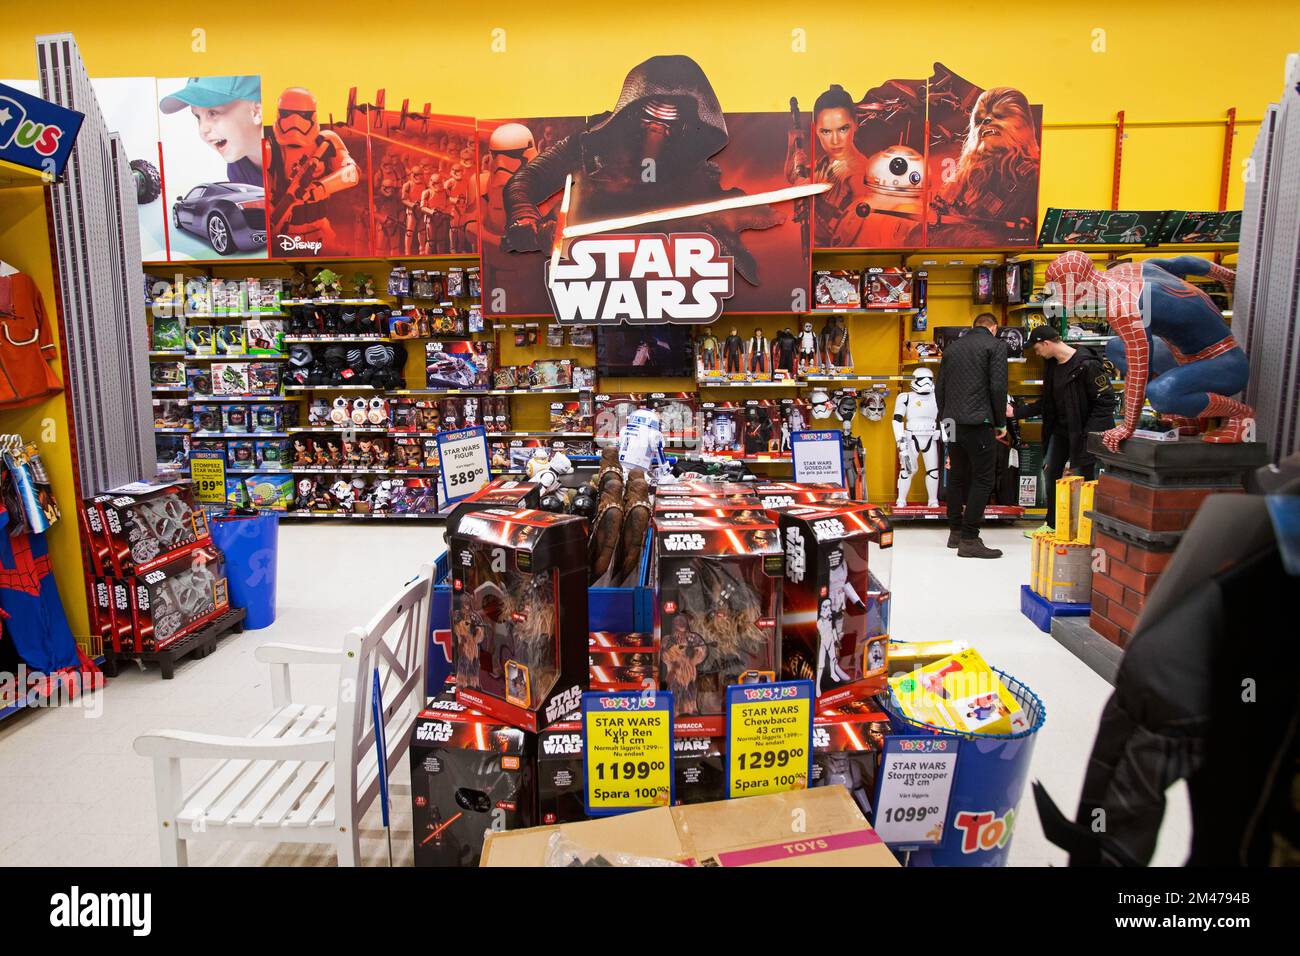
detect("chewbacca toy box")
(449, 508), (588, 732)
(775, 501), (893, 712)
(652, 512), (783, 719)
(410, 690), (535, 867)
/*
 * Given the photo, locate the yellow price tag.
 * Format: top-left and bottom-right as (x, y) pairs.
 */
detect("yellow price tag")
(726, 681), (813, 799)
(582, 692), (674, 815)
(190, 454), (227, 505)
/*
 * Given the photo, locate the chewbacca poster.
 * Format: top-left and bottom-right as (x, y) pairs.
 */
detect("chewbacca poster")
(479, 54), (814, 317)
(926, 63), (1042, 248)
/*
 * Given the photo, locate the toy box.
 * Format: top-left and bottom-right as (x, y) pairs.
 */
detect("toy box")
(549, 400), (593, 433)
(130, 543), (229, 652)
(652, 480), (757, 499)
(888, 647), (1030, 736)
(89, 575), (115, 650)
(777, 399), (811, 455)
(862, 267), (913, 310)
(528, 359), (572, 389)
(409, 695), (535, 867)
(672, 716), (726, 805)
(649, 393), (696, 443)
(775, 501), (893, 711)
(154, 434), (189, 473)
(444, 479), (542, 534)
(886, 639), (971, 679)
(752, 482), (848, 511)
(1055, 475), (1084, 541)
(184, 325), (214, 356)
(1041, 539), (1093, 604)
(215, 325), (247, 356)
(151, 316), (185, 351)
(226, 439), (255, 470)
(537, 717), (585, 826)
(740, 400), (781, 455)
(221, 404), (251, 433)
(247, 362), (283, 395)
(92, 483), (211, 577)
(250, 404), (284, 434)
(210, 362), (251, 396)
(150, 361), (185, 387)
(450, 509), (589, 731)
(652, 496), (763, 520)
(229, 474), (294, 511)
(698, 402), (742, 455)
(425, 340), (495, 390)
(1075, 479), (1097, 544)
(153, 400), (191, 430)
(186, 367), (214, 398)
(588, 632), (658, 691)
(652, 512), (783, 719)
(811, 705), (890, 821)
(813, 270), (862, 309)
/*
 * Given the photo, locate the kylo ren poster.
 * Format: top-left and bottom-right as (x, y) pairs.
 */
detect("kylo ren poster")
(479, 54), (814, 318)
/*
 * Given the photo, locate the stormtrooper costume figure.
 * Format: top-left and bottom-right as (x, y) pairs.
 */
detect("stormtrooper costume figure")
(816, 597), (849, 693)
(892, 367), (940, 507)
(827, 544), (864, 677)
(798, 322), (818, 374)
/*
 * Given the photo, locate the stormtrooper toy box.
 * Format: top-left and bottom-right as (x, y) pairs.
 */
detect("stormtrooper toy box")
(811, 706), (890, 822)
(450, 509), (589, 732)
(653, 512), (783, 719)
(123, 543), (230, 653)
(774, 501), (894, 712)
(410, 691), (535, 867)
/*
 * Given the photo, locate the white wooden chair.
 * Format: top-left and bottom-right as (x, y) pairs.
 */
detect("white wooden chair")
(133, 565), (433, 866)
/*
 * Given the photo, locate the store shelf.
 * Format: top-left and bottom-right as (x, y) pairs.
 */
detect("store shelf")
(192, 395), (297, 402)
(285, 385), (386, 392)
(1008, 302), (1048, 311)
(148, 350), (186, 358)
(282, 510), (442, 520)
(280, 298), (389, 306)
(154, 427), (192, 434)
(696, 380), (803, 389)
(812, 308), (920, 314)
(284, 335), (394, 343)
(289, 466), (439, 475)
(182, 354), (288, 361)
(143, 253), (479, 268)
(389, 388), (582, 396)
(288, 426), (389, 434)
(192, 431), (291, 439)
(151, 385), (189, 392)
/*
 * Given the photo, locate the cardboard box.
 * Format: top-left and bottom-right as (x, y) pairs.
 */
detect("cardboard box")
(1075, 479), (1097, 544)
(410, 696), (535, 866)
(130, 543), (229, 652)
(588, 633), (659, 691)
(451, 508), (589, 732)
(92, 482), (211, 576)
(443, 479), (542, 535)
(1055, 475), (1083, 541)
(1044, 540), (1093, 604)
(774, 502), (893, 711)
(752, 482), (849, 512)
(480, 785), (899, 867)
(652, 512), (783, 718)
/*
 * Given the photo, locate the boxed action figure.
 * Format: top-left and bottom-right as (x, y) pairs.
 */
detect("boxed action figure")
(653, 512), (783, 718)
(450, 509), (589, 732)
(862, 267), (913, 310)
(811, 705), (890, 821)
(752, 481), (848, 511)
(528, 359), (572, 389)
(130, 543), (230, 652)
(588, 632), (659, 691)
(698, 402), (742, 455)
(537, 717), (585, 826)
(775, 501), (893, 711)
(425, 340), (495, 390)
(813, 270), (862, 309)
(672, 716), (726, 805)
(410, 695), (535, 866)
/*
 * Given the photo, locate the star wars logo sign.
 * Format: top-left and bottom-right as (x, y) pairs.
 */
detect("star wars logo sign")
(546, 233), (734, 324)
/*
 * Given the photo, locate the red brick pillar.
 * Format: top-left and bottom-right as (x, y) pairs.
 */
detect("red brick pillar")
(1084, 435), (1266, 649)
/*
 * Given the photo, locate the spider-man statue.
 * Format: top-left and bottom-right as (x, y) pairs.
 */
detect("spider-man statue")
(1044, 251), (1250, 451)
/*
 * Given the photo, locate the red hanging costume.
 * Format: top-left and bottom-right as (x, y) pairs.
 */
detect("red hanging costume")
(0, 272), (63, 410)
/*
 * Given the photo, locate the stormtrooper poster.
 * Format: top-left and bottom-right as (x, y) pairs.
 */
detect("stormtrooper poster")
(795, 64), (1042, 250)
(263, 85), (371, 259)
(478, 54), (816, 319)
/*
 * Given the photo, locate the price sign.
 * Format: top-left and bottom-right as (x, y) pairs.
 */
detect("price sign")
(189, 450), (227, 505)
(873, 736), (959, 847)
(582, 690), (674, 816)
(436, 426), (490, 506)
(725, 680), (813, 799)
(791, 430), (844, 485)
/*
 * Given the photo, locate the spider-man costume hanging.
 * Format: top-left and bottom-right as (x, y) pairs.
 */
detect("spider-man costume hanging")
(1043, 252), (1250, 451)
(0, 502), (92, 682)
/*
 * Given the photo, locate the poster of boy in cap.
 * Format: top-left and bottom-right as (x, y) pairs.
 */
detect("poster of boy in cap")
(158, 75), (268, 259)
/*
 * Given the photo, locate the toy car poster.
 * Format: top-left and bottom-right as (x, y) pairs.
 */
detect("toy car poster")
(1037, 208), (1168, 245)
(157, 75), (270, 260)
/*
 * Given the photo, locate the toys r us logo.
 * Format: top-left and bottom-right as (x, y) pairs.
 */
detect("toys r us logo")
(953, 808), (1016, 853)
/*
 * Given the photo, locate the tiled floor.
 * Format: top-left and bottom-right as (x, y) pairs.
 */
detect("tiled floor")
(0, 521), (1189, 866)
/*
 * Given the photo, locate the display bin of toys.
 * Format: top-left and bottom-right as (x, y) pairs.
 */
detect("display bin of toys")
(880, 662), (1046, 867)
(429, 525), (655, 695)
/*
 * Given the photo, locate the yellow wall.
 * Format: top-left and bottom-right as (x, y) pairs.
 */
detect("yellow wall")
(5, 0), (1294, 505)
(0, 183), (92, 642)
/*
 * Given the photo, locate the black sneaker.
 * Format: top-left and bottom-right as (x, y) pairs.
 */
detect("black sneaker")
(946, 530), (961, 549)
(957, 537), (1003, 559)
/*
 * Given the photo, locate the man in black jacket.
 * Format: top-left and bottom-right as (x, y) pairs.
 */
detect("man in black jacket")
(935, 314), (1007, 558)
(1016, 325), (1117, 532)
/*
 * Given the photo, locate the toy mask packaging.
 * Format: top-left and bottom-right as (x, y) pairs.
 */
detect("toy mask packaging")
(775, 501), (893, 711)
(95, 483), (211, 576)
(672, 716), (726, 805)
(588, 632), (659, 691)
(536, 717), (585, 825)
(451, 509), (589, 732)
(652, 512), (783, 719)
(862, 267), (913, 310)
(811, 706), (890, 821)
(425, 340), (495, 390)
(753, 482), (848, 512)
(130, 543), (229, 652)
(888, 647), (1029, 736)
(813, 270), (863, 309)
(410, 696), (535, 867)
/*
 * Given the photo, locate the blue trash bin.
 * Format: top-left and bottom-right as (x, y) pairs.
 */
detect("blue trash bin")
(209, 511), (279, 630)
(882, 668), (1046, 867)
